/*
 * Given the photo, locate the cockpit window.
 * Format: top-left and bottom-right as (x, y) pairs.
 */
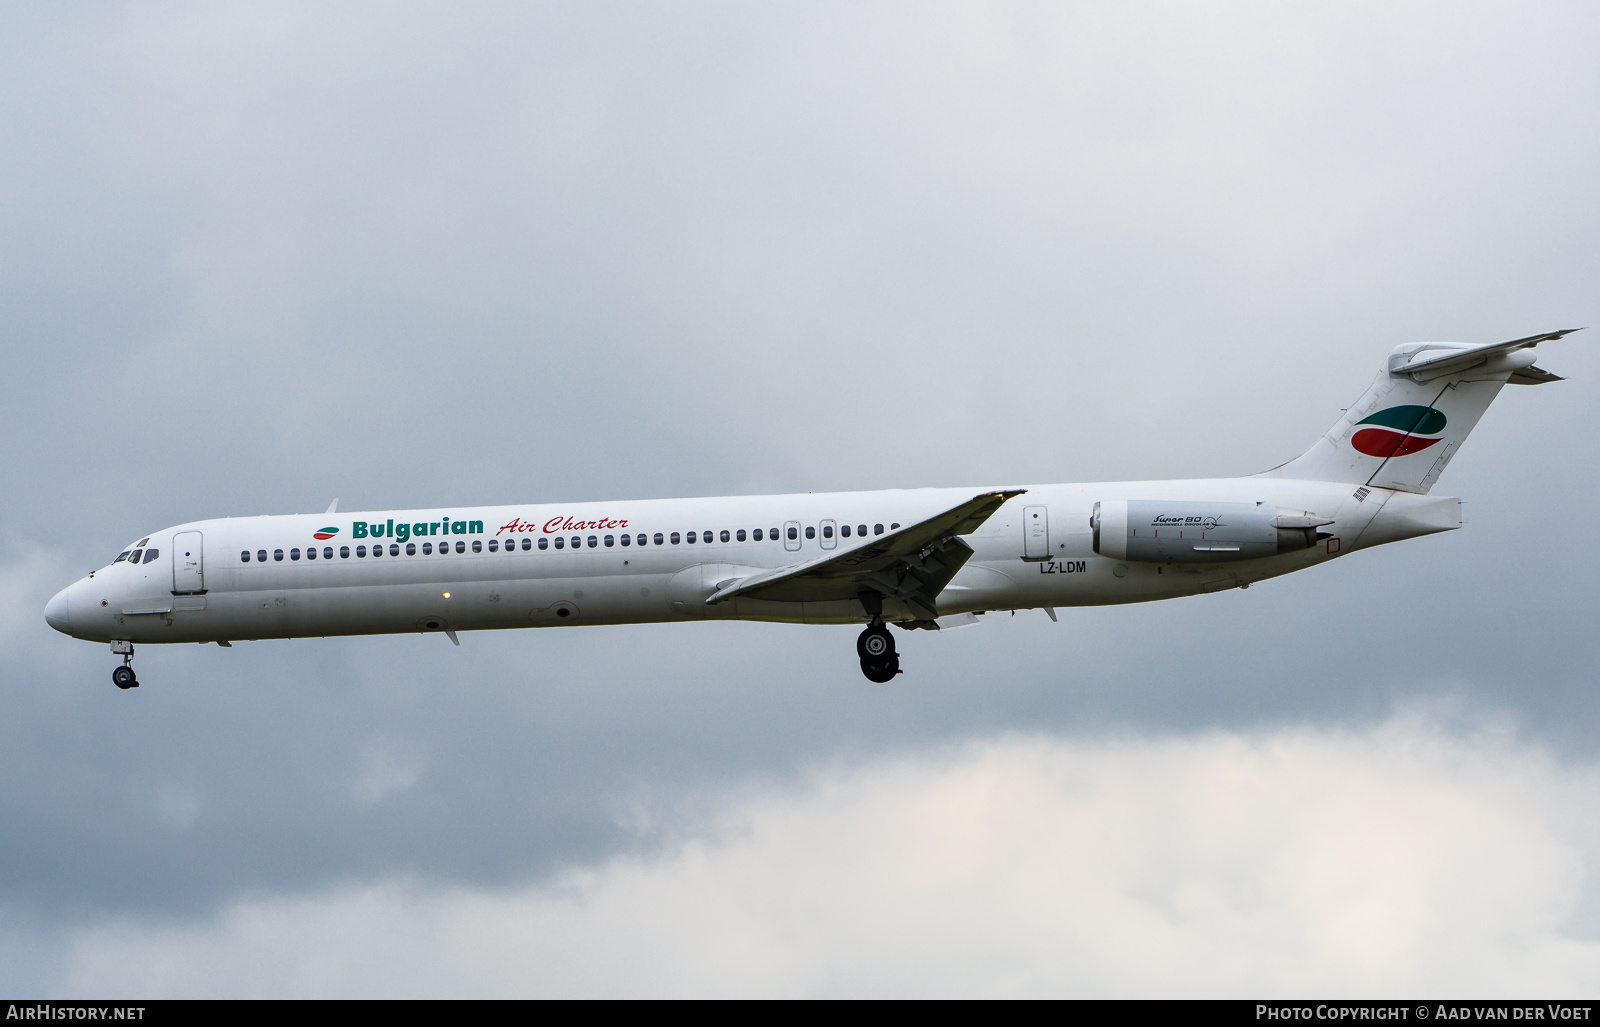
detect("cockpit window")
(142, 549), (159, 564)
(137, 538), (150, 547)
(114, 552), (130, 563)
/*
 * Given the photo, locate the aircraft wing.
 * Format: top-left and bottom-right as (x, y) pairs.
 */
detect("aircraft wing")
(1387, 328), (1581, 382)
(705, 489), (1026, 620)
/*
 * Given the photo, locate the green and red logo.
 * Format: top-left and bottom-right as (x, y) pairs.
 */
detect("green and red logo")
(1351, 405), (1447, 458)
(312, 526), (340, 541)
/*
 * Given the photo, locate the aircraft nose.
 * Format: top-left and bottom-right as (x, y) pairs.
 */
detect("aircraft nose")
(44, 587), (71, 634)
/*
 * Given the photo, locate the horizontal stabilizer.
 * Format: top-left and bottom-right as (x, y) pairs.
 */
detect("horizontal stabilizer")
(1509, 365), (1564, 385)
(1388, 329), (1582, 382)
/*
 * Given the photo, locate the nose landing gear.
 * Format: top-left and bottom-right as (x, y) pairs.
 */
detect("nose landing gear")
(110, 641), (138, 689)
(857, 623), (900, 683)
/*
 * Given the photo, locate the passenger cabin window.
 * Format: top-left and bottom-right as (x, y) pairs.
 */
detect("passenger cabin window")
(841, 525), (851, 537)
(240, 551), (250, 562)
(406, 543), (416, 555)
(522, 538), (532, 551)
(540, 538), (550, 550)
(721, 530), (730, 542)
(274, 549), (284, 561)
(804, 526), (815, 540)
(604, 535), (615, 547)
(554, 537), (564, 549)
(822, 525), (833, 539)
(891, 523), (900, 530)
(306, 547), (316, 560)
(857, 524), (867, 536)
(356, 545), (367, 557)
(457, 541), (467, 553)
(422, 542), (433, 554)
(736, 529), (746, 541)
(770, 527), (779, 539)
(290, 548), (301, 561)
(687, 531), (696, 544)
(340, 546), (350, 558)
(585, 536), (595, 549)
(487, 539), (498, 552)
(258, 550), (268, 562)
(752, 529), (762, 541)
(786, 527), (797, 541)
(654, 533), (665, 545)
(874, 524), (884, 535)
(473, 540), (483, 553)
(670, 532), (680, 544)
(390, 544), (400, 556)
(620, 534), (630, 546)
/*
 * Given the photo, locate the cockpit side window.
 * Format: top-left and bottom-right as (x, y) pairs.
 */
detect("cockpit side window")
(114, 552), (131, 563)
(142, 549), (159, 564)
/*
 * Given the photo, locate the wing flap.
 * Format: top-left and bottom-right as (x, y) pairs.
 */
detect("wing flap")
(705, 489), (1025, 611)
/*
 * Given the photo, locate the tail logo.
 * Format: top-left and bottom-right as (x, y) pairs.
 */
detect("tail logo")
(312, 527), (340, 540)
(1351, 405), (1448, 458)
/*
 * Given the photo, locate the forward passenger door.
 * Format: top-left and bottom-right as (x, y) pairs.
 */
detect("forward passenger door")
(173, 531), (205, 593)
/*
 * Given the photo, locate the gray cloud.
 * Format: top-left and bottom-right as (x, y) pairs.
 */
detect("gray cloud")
(1, 0), (1596, 995)
(55, 714), (1600, 997)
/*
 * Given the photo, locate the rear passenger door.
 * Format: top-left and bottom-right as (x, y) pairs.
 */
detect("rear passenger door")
(1023, 505), (1049, 561)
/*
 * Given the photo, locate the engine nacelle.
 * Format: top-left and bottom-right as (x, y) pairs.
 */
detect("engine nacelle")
(1092, 501), (1333, 563)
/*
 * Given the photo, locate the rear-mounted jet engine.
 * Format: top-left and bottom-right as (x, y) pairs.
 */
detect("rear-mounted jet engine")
(1091, 500), (1334, 563)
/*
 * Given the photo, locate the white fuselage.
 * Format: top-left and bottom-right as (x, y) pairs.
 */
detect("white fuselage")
(46, 477), (1459, 646)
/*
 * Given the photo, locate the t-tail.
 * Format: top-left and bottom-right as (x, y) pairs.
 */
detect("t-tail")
(1260, 329), (1581, 494)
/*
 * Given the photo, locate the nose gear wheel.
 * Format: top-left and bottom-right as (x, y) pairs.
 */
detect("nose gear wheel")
(111, 645), (138, 689)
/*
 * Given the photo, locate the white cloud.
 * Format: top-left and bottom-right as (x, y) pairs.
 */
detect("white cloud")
(59, 713), (1600, 997)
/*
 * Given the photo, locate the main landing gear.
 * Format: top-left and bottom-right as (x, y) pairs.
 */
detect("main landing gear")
(111, 642), (138, 689)
(857, 623), (901, 683)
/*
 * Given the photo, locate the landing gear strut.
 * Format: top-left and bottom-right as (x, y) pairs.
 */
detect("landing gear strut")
(111, 642), (138, 690)
(857, 623), (900, 683)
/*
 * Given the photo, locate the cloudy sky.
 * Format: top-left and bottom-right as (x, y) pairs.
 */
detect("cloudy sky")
(3, 0), (1598, 997)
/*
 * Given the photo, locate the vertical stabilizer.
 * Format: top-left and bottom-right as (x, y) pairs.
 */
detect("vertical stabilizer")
(1259, 330), (1578, 494)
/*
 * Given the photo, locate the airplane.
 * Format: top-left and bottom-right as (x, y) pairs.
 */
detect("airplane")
(45, 330), (1578, 689)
